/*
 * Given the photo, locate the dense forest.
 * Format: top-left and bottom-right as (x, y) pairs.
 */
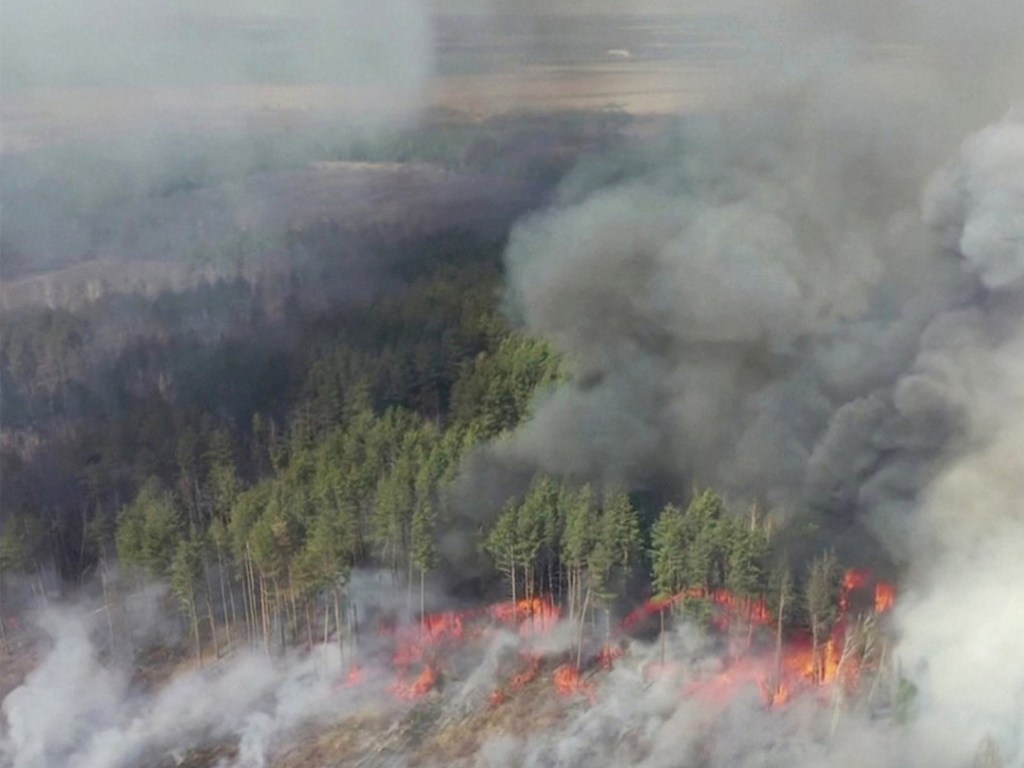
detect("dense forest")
(0, 112), (865, 685)
(1, 217), (853, 684)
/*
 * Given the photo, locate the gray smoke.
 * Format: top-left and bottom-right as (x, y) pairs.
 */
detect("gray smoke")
(0, 571), (450, 768)
(480, 0), (1023, 554)
(1, 0), (434, 293)
(454, 0), (1024, 763)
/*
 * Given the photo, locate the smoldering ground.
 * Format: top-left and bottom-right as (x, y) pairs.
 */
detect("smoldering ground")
(0, 572), (581, 768)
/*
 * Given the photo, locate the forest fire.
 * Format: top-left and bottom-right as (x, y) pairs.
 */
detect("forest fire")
(628, 569), (896, 709)
(369, 596), (563, 701)
(875, 582), (896, 613)
(358, 571), (895, 708)
(490, 653), (543, 706)
(488, 596), (562, 635)
(553, 664), (594, 699)
(621, 587), (773, 635)
(391, 664), (439, 701)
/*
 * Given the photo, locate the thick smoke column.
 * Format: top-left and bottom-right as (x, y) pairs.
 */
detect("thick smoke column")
(896, 116), (1024, 761)
(460, 0), (1024, 763)
(483, 1), (1022, 541)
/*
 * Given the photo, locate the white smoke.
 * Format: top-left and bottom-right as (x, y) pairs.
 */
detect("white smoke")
(0, 603), (382, 768)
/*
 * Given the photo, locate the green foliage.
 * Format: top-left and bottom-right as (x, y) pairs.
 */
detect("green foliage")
(0, 514), (44, 573)
(116, 478), (183, 579)
(450, 335), (563, 438)
(410, 500), (437, 574)
(589, 489), (641, 603)
(2, 175), (849, 663)
(562, 484), (598, 571)
(725, 524), (769, 603)
(650, 503), (687, 599)
(170, 537), (206, 611)
(484, 499), (519, 584)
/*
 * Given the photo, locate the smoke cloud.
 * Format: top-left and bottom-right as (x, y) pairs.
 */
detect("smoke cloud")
(449, 0), (1024, 763)
(479, 0), (1021, 537)
(0, 577), (428, 768)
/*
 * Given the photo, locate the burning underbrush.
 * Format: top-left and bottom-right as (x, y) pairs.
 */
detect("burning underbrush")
(276, 568), (903, 766)
(1, 572), (905, 768)
(357, 567), (898, 713)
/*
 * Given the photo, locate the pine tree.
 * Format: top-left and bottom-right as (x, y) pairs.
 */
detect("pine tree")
(515, 478), (553, 601)
(681, 489), (727, 593)
(650, 503), (687, 599)
(589, 489), (640, 636)
(807, 550), (843, 683)
(371, 452), (414, 575)
(170, 537), (206, 665)
(725, 523), (768, 617)
(769, 563), (793, 704)
(562, 484), (597, 623)
(116, 478), (182, 580)
(410, 499), (437, 633)
(485, 499), (520, 606)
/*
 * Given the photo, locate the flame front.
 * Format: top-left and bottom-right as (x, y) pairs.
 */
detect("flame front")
(344, 571), (893, 710)
(875, 582), (896, 613)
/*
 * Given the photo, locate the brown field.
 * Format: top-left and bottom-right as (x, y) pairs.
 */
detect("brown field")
(0, 62), (735, 154)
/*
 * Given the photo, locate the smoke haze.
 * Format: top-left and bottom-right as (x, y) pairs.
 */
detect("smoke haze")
(456, 0), (1024, 763)
(3, 0), (1024, 765)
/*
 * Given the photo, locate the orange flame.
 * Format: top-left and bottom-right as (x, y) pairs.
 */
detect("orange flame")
(380, 595), (562, 705)
(623, 588), (774, 635)
(490, 653), (542, 706)
(598, 644), (625, 670)
(511, 654), (542, 688)
(554, 664), (591, 698)
(875, 582), (895, 613)
(346, 665), (365, 687)
(370, 575), (896, 711)
(668, 570), (897, 710)
(391, 664), (438, 700)
(489, 596), (562, 635)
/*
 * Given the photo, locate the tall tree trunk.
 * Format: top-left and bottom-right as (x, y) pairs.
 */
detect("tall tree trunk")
(350, 598), (360, 649)
(246, 556), (257, 646)
(239, 556), (251, 644)
(206, 595), (219, 660)
(203, 556), (220, 658)
(305, 597), (315, 651)
(272, 575), (285, 653)
(406, 557), (414, 625)
(660, 608), (666, 665)
(324, 594), (332, 647)
(419, 569), (426, 639)
(567, 569), (575, 625)
(216, 550), (233, 648)
(226, 566), (238, 644)
(260, 573), (271, 654)
(191, 604), (203, 668)
(575, 587), (591, 671)
(510, 560), (517, 618)
(335, 590), (344, 652)
(101, 564), (116, 655)
(811, 622), (821, 685)
(772, 587), (787, 705)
